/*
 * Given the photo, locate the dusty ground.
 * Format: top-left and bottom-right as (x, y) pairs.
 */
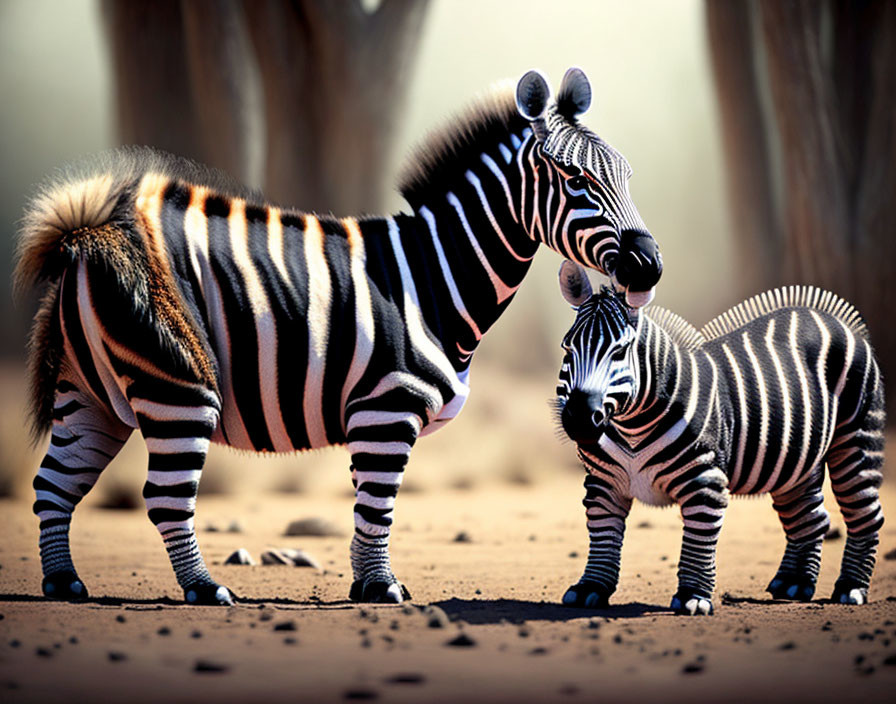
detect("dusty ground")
(1, 471), (895, 703)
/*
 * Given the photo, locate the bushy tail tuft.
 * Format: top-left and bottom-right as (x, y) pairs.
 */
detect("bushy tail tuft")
(14, 173), (129, 300)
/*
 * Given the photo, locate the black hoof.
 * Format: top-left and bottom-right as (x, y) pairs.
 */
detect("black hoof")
(831, 578), (868, 605)
(349, 579), (411, 603)
(671, 587), (713, 616)
(42, 571), (88, 601)
(183, 583), (234, 605)
(767, 574), (816, 601)
(561, 581), (611, 609)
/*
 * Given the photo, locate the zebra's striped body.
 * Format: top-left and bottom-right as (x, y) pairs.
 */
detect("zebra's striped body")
(18, 69), (663, 604)
(555, 263), (884, 614)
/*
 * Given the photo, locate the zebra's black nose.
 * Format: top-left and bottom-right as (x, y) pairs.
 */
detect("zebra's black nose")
(615, 229), (662, 292)
(561, 390), (605, 444)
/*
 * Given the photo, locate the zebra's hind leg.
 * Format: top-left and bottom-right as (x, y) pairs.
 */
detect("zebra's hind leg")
(345, 409), (420, 604)
(134, 392), (232, 605)
(35, 379), (133, 600)
(767, 472), (829, 602)
(826, 401), (885, 605)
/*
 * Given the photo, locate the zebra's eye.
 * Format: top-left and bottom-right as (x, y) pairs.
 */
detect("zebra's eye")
(610, 348), (628, 362)
(567, 175), (588, 191)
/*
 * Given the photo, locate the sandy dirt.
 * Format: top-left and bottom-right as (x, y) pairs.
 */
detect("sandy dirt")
(1, 469), (895, 703)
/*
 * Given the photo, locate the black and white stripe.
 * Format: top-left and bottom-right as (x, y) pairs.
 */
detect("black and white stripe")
(18, 69), (662, 605)
(555, 262), (885, 614)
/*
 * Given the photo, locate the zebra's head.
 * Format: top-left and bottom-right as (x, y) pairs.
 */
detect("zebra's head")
(555, 261), (641, 444)
(516, 68), (662, 308)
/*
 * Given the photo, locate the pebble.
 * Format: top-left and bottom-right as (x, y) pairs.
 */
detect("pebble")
(824, 526), (842, 541)
(224, 549), (255, 566)
(273, 620), (297, 632)
(343, 689), (378, 700)
(107, 651), (127, 662)
(425, 606), (450, 629)
(446, 633), (476, 647)
(194, 660), (230, 673)
(157, 626), (171, 636)
(115, 614), (126, 623)
(386, 673), (426, 684)
(883, 547), (896, 561)
(284, 517), (344, 537)
(682, 662), (704, 674)
(453, 531), (472, 543)
(227, 520), (243, 533)
(261, 548), (321, 568)
(35, 647), (52, 658)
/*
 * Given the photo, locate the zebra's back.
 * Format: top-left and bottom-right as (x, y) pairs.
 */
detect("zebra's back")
(698, 287), (881, 495)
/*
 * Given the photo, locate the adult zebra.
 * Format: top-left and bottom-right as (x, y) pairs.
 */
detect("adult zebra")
(16, 68), (662, 605)
(555, 262), (884, 615)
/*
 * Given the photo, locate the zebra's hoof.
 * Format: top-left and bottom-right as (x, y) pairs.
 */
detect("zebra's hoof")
(184, 583), (234, 606)
(349, 579), (411, 604)
(42, 571), (88, 601)
(671, 588), (713, 616)
(767, 575), (816, 601)
(561, 581), (611, 609)
(831, 579), (867, 605)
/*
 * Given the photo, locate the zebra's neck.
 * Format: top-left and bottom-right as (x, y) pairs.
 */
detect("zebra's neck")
(613, 316), (688, 434)
(402, 133), (540, 367)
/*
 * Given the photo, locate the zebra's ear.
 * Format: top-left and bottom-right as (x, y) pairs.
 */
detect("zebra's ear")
(556, 67), (592, 120)
(559, 260), (593, 308)
(516, 70), (550, 141)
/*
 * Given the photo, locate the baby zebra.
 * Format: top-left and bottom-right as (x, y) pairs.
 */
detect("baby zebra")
(555, 261), (885, 615)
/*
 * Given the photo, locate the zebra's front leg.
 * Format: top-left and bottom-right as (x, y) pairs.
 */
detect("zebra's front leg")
(346, 410), (420, 603)
(562, 472), (631, 609)
(669, 466), (729, 615)
(767, 474), (829, 602)
(136, 398), (232, 605)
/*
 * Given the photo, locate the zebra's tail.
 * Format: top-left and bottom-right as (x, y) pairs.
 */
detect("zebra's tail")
(14, 166), (139, 442)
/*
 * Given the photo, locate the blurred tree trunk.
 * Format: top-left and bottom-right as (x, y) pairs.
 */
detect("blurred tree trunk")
(706, 0), (896, 416)
(103, 0), (430, 214)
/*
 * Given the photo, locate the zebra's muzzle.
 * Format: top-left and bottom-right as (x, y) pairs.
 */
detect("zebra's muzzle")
(560, 390), (607, 444)
(614, 229), (662, 306)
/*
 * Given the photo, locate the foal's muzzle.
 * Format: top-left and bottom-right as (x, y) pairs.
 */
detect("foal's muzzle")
(560, 390), (610, 444)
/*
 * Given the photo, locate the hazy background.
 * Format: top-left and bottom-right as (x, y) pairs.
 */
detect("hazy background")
(0, 0), (732, 499)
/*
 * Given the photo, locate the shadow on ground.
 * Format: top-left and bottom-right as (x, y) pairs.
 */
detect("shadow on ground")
(433, 597), (669, 624)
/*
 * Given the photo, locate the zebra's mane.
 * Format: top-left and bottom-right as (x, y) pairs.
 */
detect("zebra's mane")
(644, 306), (706, 350)
(700, 286), (869, 341)
(398, 84), (529, 208)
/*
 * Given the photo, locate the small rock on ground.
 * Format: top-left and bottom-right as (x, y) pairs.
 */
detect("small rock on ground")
(284, 517), (344, 537)
(224, 548), (255, 566)
(824, 526), (842, 541)
(261, 548), (320, 568)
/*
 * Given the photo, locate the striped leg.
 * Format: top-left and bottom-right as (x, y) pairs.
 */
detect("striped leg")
(562, 469), (631, 609)
(767, 471), (829, 601)
(133, 393), (232, 605)
(34, 379), (132, 600)
(346, 409), (420, 603)
(826, 402), (885, 604)
(670, 466), (729, 615)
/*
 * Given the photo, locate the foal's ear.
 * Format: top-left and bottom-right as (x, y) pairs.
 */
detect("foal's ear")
(516, 70), (550, 121)
(556, 67), (592, 120)
(559, 260), (593, 307)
